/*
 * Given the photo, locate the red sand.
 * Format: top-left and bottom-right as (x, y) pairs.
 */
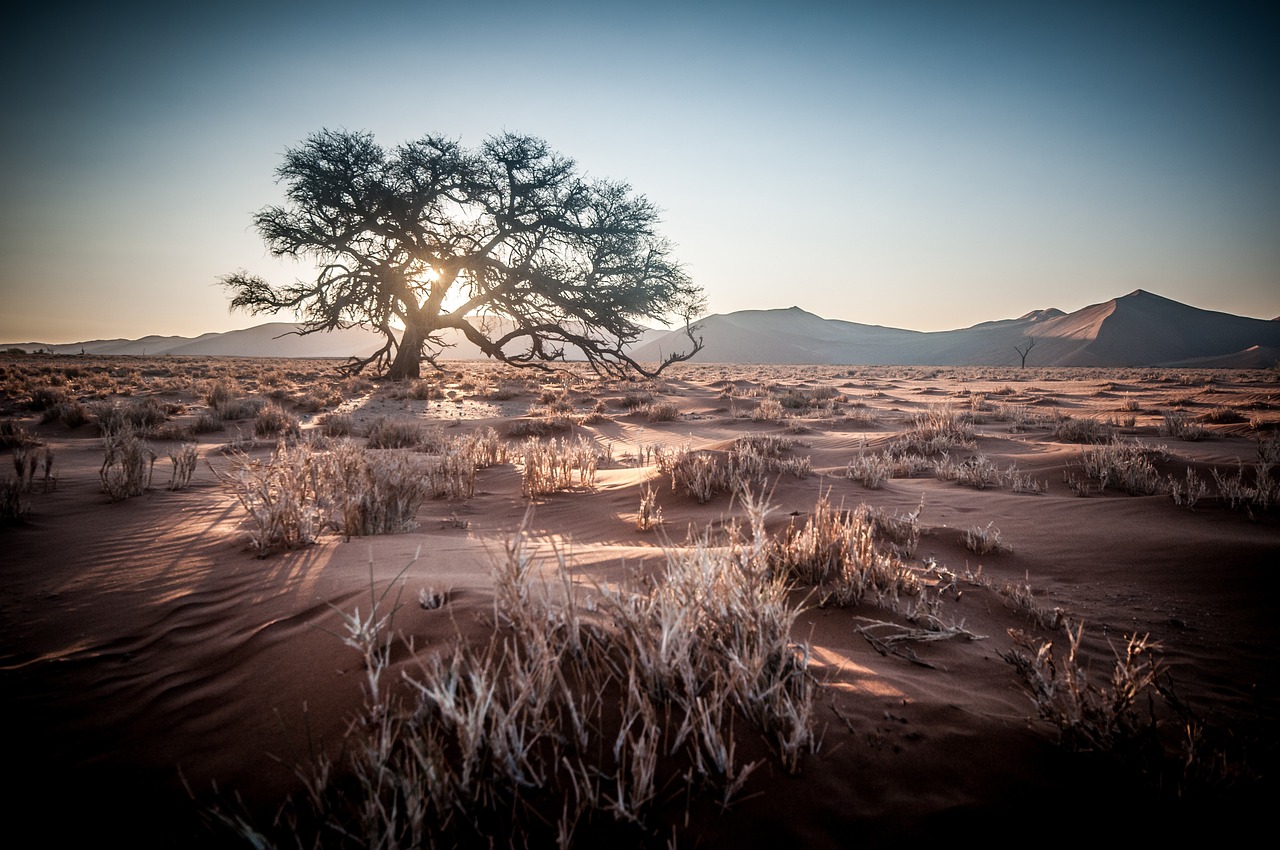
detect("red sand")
(2, 359), (1276, 847)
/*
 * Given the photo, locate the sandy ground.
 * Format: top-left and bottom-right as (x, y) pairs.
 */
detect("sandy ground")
(1, 357), (1277, 847)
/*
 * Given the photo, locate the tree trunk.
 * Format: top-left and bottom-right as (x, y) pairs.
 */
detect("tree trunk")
(387, 324), (423, 380)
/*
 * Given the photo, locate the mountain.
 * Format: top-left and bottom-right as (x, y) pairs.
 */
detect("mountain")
(6, 291), (1278, 368)
(631, 290), (1280, 368)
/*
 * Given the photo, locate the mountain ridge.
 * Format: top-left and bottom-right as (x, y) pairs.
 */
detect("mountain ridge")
(6, 290), (1277, 368)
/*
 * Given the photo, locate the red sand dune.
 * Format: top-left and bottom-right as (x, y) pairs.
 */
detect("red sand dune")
(2, 356), (1277, 847)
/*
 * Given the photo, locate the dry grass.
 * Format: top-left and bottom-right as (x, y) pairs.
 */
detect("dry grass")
(890, 404), (975, 455)
(1003, 623), (1160, 752)
(520, 435), (604, 498)
(99, 429), (156, 501)
(963, 521), (1009, 555)
(168, 443), (198, 490)
(210, 503), (819, 846)
(1066, 438), (1168, 496)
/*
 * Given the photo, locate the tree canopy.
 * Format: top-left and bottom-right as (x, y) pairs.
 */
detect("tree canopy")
(222, 129), (705, 380)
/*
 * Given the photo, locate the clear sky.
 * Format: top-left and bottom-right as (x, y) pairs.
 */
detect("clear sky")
(3, 0), (1277, 343)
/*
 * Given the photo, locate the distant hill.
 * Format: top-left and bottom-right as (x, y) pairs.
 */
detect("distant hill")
(632, 290), (1280, 368)
(6, 290), (1278, 368)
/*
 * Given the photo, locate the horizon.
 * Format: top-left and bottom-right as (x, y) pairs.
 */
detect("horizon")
(7, 287), (1276, 349)
(3, 1), (1278, 344)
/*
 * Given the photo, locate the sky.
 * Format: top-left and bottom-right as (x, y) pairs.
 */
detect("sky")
(2, 0), (1277, 344)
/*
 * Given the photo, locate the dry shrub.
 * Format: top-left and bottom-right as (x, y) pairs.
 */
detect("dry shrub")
(1051, 415), (1110, 443)
(221, 442), (327, 554)
(1168, 467), (1208, 509)
(214, 395), (265, 422)
(1159, 412), (1210, 441)
(751, 398), (785, 422)
(43, 398), (90, 428)
(963, 566), (1066, 631)
(322, 444), (432, 536)
(365, 416), (443, 451)
(963, 521), (1008, 554)
(768, 493), (922, 607)
(658, 438), (810, 503)
(507, 415), (575, 438)
(845, 448), (896, 489)
(520, 436), (602, 498)
(891, 404), (975, 455)
(0, 420), (38, 449)
(12, 444), (55, 493)
(253, 402), (300, 438)
(636, 481), (662, 530)
(221, 440), (464, 552)
(99, 429), (156, 501)
(168, 443), (198, 490)
(1003, 623), (1160, 752)
(1, 477), (26, 522)
(92, 397), (169, 434)
(1203, 406), (1245, 424)
(642, 401), (680, 422)
(212, 505), (817, 846)
(317, 411), (355, 437)
(1069, 438), (1168, 496)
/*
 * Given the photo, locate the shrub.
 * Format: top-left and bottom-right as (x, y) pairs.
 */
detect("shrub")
(1159, 412), (1210, 441)
(254, 402), (300, 438)
(211, 505), (818, 847)
(11, 444), (54, 493)
(890, 404), (975, 455)
(845, 449), (895, 489)
(317, 412), (355, 437)
(963, 522), (1008, 554)
(99, 430), (156, 501)
(751, 398), (785, 422)
(636, 481), (663, 530)
(168, 443), (198, 490)
(1070, 439), (1168, 496)
(520, 436), (603, 497)
(1051, 415), (1110, 444)
(365, 416), (443, 450)
(1, 477), (26, 522)
(1204, 406), (1245, 424)
(1003, 623), (1159, 752)
(323, 444), (432, 536)
(92, 397), (169, 434)
(643, 401), (680, 422)
(214, 396), (265, 421)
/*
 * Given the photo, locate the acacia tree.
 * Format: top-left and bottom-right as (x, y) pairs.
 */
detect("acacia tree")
(222, 129), (705, 380)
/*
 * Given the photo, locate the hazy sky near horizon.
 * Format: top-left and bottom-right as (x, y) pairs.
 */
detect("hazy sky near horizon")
(3, 0), (1277, 344)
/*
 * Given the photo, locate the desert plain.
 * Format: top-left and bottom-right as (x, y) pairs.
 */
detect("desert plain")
(2, 354), (1277, 847)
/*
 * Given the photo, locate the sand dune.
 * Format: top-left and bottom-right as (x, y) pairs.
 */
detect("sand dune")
(633, 290), (1280, 367)
(1, 355), (1277, 847)
(9, 290), (1278, 370)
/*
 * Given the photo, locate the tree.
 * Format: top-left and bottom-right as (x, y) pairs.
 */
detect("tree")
(1014, 335), (1036, 368)
(222, 130), (705, 380)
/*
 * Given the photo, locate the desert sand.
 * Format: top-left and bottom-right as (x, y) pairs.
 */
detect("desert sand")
(2, 355), (1277, 848)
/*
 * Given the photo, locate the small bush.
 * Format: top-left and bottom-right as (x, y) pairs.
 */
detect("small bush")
(643, 401), (680, 422)
(1052, 416), (1110, 444)
(365, 416), (443, 450)
(751, 398), (785, 422)
(317, 412), (355, 437)
(963, 522), (1008, 554)
(520, 436), (603, 497)
(168, 443), (199, 490)
(254, 402), (300, 438)
(1203, 406), (1245, 424)
(99, 430), (156, 501)
(1159, 412), (1210, 441)
(1, 477), (26, 522)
